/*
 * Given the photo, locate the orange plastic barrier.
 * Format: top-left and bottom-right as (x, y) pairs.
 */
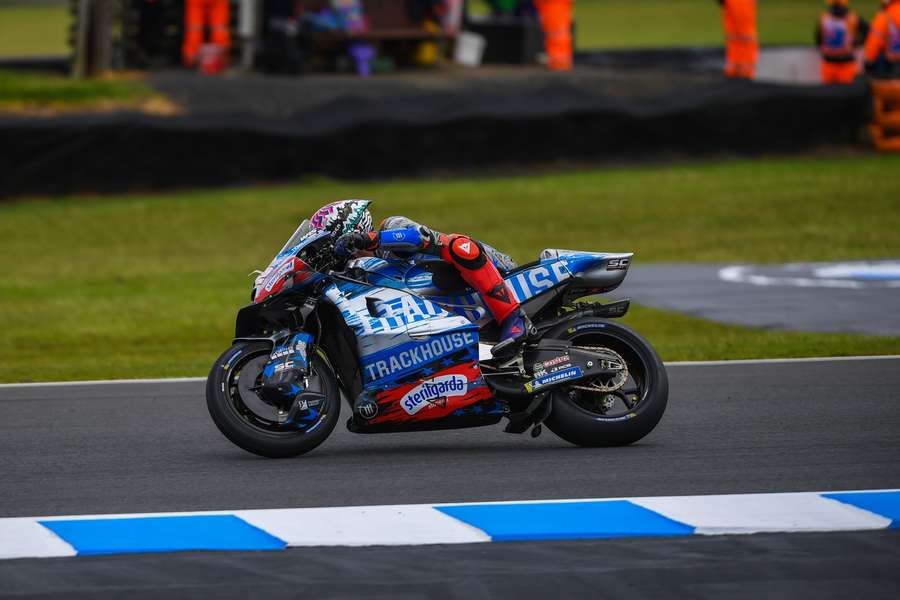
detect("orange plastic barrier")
(870, 80), (900, 152)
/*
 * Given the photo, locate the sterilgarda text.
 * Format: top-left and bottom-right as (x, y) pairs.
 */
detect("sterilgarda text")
(364, 331), (476, 380)
(402, 375), (468, 415)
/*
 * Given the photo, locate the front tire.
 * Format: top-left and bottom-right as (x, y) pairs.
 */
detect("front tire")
(206, 341), (341, 458)
(543, 318), (668, 447)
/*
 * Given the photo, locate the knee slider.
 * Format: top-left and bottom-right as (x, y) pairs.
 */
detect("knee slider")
(447, 236), (487, 270)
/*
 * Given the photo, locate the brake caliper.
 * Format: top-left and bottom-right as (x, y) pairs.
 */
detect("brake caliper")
(258, 333), (321, 421)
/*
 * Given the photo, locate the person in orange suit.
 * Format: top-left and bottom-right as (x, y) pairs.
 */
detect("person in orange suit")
(816, 0), (868, 84)
(719, 0), (758, 79)
(535, 0), (573, 71)
(864, 0), (900, 77)
(182, 0), (231, 67)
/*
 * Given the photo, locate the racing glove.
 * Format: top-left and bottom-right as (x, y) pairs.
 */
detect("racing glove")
(334, 231), (375, 258)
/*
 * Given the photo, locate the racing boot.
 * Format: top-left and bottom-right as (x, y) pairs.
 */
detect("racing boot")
(491, 308), (533, 358)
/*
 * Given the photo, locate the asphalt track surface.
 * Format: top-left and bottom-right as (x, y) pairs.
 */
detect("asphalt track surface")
(2, 358), (900, 517)
(617, 262), (900, 336)
(2, 357), (899, 598)
(2, 531), (898, 599)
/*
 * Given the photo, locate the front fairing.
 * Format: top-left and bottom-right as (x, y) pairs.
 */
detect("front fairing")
(252, 226), (331, 303)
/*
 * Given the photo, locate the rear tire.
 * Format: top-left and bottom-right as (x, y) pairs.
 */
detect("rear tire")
(207, 341), (341, 458)
(543, 318), (668, 447)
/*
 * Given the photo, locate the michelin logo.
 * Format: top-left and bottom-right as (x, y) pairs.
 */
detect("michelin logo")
(364, 331), (475, 381)
(402, 375), (468, 415)
(525, 367), (583, 393)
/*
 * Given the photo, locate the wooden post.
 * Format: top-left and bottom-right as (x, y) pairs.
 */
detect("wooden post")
(72, 0), (92, 77)
(238, 0), (261, 71)
(71, 0), (115, 77)
(90, 0), (114, 74)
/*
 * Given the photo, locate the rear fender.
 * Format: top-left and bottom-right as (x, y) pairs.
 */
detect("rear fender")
(550, 251), (634, 295)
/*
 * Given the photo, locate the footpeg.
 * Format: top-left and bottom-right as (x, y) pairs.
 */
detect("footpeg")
(504, 411), (534, 434)
(503, 394), (552, 435)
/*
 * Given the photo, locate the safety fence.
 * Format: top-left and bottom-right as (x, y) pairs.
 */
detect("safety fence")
(0, 74), (869, 199)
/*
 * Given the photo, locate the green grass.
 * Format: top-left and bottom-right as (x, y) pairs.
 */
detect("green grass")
(0, 5), (70, 57)
(0, 69), (159, 111)
(1, 154), (900, 383)
(476, 0), (886, 49)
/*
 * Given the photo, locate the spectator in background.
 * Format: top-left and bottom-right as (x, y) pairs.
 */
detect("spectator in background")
(865, 0), (900, 78)
(535, 0), (573, 70)
(182, 0), (231, 68)
(260, 0), (306, 74)
(719, 0), (758, 79)
(816, 0), (868, 84)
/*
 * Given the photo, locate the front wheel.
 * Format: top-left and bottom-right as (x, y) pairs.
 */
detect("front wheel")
(543, 318), (668, 447)
(206, 341), (341, 458)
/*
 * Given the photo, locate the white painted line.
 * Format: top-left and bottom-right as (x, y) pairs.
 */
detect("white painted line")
(0, 519), (77, 559)
(720, 265), (866, 289)
(664, 355), (900, 367)
(237, 505), (490, 547)
(632, 493), (891, 535)
(719, 264), (900, 289)
(0, 377), (205, 389)
(4, 354), (900, 389)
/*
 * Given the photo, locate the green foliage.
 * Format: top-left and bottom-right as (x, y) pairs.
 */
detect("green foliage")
(475, 0), (886, 48)
(0, 70), (156, 110)
(1, 154), (899, 382)
(0, 5), (70, 57)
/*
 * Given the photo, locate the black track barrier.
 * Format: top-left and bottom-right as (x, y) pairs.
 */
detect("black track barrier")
(0, 70), (869, 200)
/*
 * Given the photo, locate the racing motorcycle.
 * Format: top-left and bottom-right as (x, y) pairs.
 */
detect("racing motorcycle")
(207, 220), (668, 457)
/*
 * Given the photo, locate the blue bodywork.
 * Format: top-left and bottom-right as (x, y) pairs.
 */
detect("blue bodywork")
(351, 251), (617, 327)
(258, 332), (322, 428)
(253, 229), (627, 408)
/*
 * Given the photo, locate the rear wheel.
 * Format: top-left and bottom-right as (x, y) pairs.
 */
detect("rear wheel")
(543, 318), (668, 447)
(206, 341), (341, 458)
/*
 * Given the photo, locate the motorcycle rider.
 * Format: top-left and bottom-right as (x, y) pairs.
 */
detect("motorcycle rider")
(309, 199), (531, 356)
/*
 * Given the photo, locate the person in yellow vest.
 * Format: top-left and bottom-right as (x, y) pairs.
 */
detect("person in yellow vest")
(816, 0), (869, 84)
(535, 0), (573, 71)
(719, 0), (758, 79)
(865, 0), (900, 77)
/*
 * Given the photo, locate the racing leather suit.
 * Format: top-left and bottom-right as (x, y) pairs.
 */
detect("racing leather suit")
(338, 216), (525, 342)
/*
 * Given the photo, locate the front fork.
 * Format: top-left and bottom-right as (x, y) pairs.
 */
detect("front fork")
(257, 332), (326, 426)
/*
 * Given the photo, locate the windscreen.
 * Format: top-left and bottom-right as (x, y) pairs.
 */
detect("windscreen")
(276, 219), (312, 256)
(257, 220), (331, 280)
